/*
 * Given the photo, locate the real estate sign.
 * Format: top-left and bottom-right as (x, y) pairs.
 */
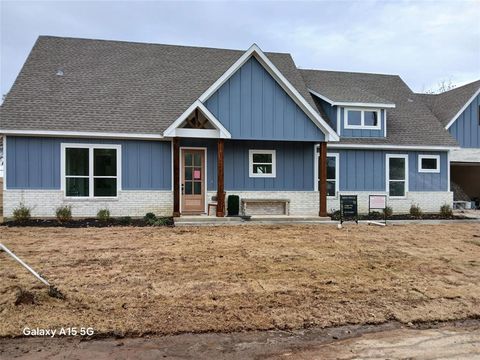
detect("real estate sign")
(340, 195), (358, 224)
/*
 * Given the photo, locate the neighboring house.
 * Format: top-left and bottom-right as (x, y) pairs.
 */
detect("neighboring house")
(0, 36), (469, 218)
(417, 81), (480, 205)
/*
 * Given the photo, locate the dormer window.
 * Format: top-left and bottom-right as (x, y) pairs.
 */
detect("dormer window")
(345, 108), (381, 130)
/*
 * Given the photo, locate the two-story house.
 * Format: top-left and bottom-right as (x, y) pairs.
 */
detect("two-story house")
(0, 36), (472, 218)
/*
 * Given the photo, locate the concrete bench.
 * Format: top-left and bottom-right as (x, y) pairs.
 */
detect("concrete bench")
(241, 198), (290, 216)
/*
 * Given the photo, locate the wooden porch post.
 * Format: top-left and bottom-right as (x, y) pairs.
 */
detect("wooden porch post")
(173, 137), (180, 217)
(319, 141), (327, 217)
(216, 139), (225, 217)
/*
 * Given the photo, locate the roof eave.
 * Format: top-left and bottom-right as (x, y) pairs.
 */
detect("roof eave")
(308, 89), (396, 108)
(445, 87), (480, 129)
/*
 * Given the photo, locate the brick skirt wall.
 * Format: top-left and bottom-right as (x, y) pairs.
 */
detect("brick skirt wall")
(3, 190), (172, 218)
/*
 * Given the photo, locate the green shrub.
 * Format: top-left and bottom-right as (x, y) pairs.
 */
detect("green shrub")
(329, 210), (341, 221)
(409, 204), (423, 219)
(152, 217), (171, 226)
(118, 216), (132, 225)
(55, 205), (72, 222)
(440, 204), (453, 218)
(13, 203), (31, 222)
(97, 209), (110, 222)
(368, 211), (382, 220)
(227, 195), (240, 216)
(383, 206), (393, 218)
(144, 212), (157, 225)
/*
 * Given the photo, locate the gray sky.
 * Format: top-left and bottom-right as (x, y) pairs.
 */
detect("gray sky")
(1, 0), (479, 98)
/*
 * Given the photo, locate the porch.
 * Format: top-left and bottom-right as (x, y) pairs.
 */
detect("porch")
(171, 138), (330, 218)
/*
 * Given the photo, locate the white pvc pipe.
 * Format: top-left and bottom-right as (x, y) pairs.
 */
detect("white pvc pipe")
(0, 243), (51, 286)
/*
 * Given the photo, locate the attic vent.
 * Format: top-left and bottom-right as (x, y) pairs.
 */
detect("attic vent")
(56, 69), (64, 76)
(407, 98), (414, 102)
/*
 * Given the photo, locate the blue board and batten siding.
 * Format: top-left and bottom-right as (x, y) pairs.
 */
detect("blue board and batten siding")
(180, 139), (315, 191)
(6, 137), (172, 190)
(337, 150), (449, 192)
(448, 92), (480, 148)
(313, 96), (386, 138)
(7, 137), (448, 193)
(205, 57), (325, 142)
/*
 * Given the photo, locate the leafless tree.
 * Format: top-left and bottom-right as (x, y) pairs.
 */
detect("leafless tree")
(424, 79), (456, 94)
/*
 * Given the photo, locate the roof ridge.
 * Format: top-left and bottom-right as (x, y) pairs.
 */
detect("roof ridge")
(299, 68), (400, 78)
(37, 35), (292, 56)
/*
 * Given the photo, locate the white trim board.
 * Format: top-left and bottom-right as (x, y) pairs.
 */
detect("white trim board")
(308, 89), (396, 108)
(445, 87), (480, 130)
(3, 136), (6, 190)
(193, 44), (339, 141)
(0, 129), (164, 140)
(328, 143), (458, 151)
(163, 100), (231, 139)
(449, 148), (480, 163)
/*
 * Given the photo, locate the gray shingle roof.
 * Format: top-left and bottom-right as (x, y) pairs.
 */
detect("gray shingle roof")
(301, 69), (394, 105)
(301, 69), (458, 147)
(0, 36), (317, 135)
(416, 80), (480, 127)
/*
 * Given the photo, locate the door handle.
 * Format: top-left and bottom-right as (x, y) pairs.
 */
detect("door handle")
(181, 183), (184, 195)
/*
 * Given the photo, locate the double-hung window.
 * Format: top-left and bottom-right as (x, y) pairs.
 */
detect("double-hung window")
(249, 150), (276, 177)
(386, 154), (408, 198)
(418, 154), (440, 173)
(345, 108), (381, 130)
(63, 144), (121, 198)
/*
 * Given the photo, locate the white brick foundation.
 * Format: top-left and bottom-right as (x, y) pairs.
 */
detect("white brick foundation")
(215, 191), (320, 216)
(4, 189), (454, 218)
(327, 191), (454, 214)
(3, 190), (173, 218)
(211, 190), (453, 216)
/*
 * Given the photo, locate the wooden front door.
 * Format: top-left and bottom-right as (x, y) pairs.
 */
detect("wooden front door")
(181, 149), (205, 213)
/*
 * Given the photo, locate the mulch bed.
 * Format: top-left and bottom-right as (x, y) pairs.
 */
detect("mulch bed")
(1, 217), (174, 228)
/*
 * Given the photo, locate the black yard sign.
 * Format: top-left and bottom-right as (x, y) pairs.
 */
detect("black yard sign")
(340, 195), (358, 224)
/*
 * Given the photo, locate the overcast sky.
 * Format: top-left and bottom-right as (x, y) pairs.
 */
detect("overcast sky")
(1, 0), (479, 98)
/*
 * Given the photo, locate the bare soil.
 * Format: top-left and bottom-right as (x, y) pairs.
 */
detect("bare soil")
(1, 320), (479, 359)
(0, 224), (479, 338)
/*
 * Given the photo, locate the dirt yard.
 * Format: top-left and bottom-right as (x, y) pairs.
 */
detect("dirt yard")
(0, 223), (479, 337)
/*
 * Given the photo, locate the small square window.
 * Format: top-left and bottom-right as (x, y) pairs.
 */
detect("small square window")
(249, 150), (276, 178)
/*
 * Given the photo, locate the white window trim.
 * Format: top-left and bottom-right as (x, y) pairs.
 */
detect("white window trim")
(61, 143), (122, 199)
(344, 108), (382, 130)
(313, 145), (340, 197)
(418, 154), (440, 173)
(249, 149), (276, 178)
(326, 152), (339, 198)
(386, 154), (408, 199)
